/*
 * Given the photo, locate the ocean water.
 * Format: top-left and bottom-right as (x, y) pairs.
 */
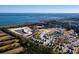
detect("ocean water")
(0, 13), (79, 26)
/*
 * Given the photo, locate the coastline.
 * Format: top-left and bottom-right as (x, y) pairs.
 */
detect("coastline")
(0, 22), (44, 29)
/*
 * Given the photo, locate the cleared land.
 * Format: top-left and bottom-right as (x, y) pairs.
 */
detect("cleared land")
(0, 30), (25, 54)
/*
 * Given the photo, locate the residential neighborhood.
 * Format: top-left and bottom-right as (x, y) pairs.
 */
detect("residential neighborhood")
(0, 24), (78, 54)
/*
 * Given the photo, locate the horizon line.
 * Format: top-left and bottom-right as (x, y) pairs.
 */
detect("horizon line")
(0, 12), (79, 13)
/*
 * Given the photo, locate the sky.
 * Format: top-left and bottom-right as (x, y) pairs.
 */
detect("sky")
(0, 5), (79, 13)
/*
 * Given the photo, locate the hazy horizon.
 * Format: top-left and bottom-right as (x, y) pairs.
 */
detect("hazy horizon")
(0, 5), (79, 13)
